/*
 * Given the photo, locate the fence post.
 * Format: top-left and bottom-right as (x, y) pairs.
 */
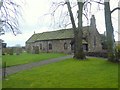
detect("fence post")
(2, 61), (6, 79)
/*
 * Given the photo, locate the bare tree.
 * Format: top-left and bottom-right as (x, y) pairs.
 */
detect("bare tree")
(95, 0), (120, 61)
(46, 0), (120, 61)
(0, 0), (24, 35)
(104, 0), (120, 62)
(46, 0), (98, 59)
(48, 0), (94, 59)
(65, 1), (78, 59)
(66, 0), (86, 59)
(104, 1), (115, 61)
(57, 0), (86, 59)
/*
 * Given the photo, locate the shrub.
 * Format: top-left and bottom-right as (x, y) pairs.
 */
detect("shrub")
(108, 52), (115, 61)
(85, 51), (108, 58)
(14, 47), (22, 55)
(8, 48), (14, 55)
(2, 48), (6, 55)
(115, 45), (120, 59)
(2, 48), (9, 55)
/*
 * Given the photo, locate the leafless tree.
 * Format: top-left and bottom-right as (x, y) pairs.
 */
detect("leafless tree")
(46, 0), (120, 60)
(104, 0), (120, 62)
(91, 0), (120, 61)
(65, 0), (86, 59)
(46, 0), (94, 59)
(45, 0), (99, 59)
(0, 0), (24, 36)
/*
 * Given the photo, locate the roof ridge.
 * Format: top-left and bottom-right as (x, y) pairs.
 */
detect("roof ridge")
(26, 26), (93, 43)
(37, 28), (72, 34)
(34, 26), (91, 35)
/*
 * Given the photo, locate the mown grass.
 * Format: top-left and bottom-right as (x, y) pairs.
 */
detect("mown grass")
(2, 52), (66, 67)
(3, 57), (118, 88)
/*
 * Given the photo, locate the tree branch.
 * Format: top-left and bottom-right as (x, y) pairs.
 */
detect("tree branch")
(65, 0), (77, 29)
(91, 0), (104, 5)
(115, 31), (120, 35)
(111, 7), (120, 14)
(0, 0), (23, 35)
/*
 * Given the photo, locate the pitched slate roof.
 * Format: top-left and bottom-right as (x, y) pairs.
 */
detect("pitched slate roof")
(26, 26), (92, 44)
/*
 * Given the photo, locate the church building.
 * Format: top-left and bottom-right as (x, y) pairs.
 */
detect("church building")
(26, 15), (102, 54)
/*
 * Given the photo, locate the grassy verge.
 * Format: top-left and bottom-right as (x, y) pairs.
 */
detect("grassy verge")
(3, 57), (118, 88)
(2, 52), (66, 67)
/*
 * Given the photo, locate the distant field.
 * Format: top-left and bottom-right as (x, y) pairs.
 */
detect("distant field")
(2, 52), (66, 67)
(3, 57), (118, 88)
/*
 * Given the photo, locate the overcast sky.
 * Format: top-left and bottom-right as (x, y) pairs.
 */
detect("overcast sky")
(0, 0), (119, 47)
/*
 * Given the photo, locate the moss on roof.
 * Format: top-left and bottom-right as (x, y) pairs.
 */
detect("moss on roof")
(26, 34), (39, 43)
(26, 26), (92, 44)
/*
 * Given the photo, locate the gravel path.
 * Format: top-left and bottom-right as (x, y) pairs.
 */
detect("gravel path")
(1, 55), (73, 78)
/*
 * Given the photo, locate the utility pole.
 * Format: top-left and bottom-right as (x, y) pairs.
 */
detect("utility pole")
(118, 0), (120, 41)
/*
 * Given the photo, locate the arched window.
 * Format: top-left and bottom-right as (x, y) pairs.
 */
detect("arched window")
(94, 36), (96, 47)
(49, 43), (52, 50)
(71, 44), (74, 50)
(64, 43), (67, 50)
(40, 44), (42, 50)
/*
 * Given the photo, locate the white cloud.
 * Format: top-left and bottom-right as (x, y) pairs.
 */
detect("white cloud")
(0, 32), (32, 46)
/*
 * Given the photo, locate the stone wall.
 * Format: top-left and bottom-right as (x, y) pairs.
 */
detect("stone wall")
(87, 27), (102, 52)
(26, 34), (102, 54)
(26, 29), (103, 54)
(27, 39), (72, 54)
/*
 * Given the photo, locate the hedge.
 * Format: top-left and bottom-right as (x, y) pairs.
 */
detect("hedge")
(85, 51), (108, 58)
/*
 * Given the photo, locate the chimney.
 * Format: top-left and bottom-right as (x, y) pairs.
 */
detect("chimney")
(90, 15), (96, 28)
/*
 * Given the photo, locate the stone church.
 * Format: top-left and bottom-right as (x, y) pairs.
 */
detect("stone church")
(26, 15), (102, 54)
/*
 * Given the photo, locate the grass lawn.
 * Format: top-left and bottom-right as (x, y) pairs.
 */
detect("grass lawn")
(3, 57), (118, 88)
(2, 52), (66, 67)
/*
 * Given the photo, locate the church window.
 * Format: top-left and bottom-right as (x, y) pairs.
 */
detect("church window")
(94, 36), (96, 47)
(40, 44), (42, 50)
(49, 43), (52, 50)
(64, 43), (67, 50)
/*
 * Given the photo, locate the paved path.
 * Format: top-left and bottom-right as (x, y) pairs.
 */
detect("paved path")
(0, 55), (108, 80)
(1, 55), (73, 78)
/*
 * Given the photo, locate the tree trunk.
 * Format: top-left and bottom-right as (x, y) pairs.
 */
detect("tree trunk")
(65, 0), (77, 55)
(66, 0), (85, 59)
(104, 1), (115, 61)
(75, 1), (85, 59)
